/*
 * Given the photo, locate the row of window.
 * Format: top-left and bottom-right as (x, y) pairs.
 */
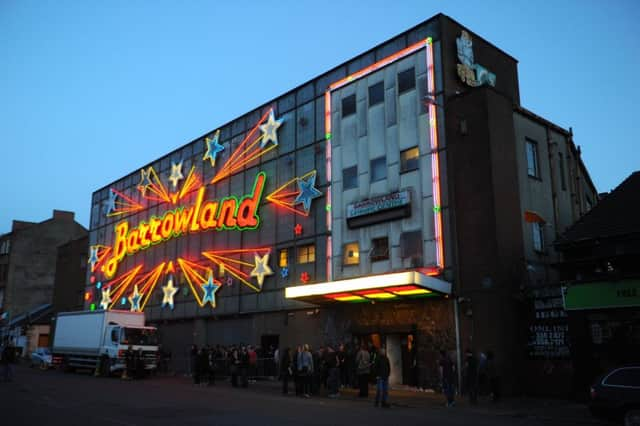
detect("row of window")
(341, 67), (416, 118)
(0, 240), (9, 255)
(342, 147), (420, 189)
(276, 236), (393, 268)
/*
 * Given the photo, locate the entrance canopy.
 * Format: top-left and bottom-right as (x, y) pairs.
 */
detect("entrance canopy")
(285, 270), (451, 304)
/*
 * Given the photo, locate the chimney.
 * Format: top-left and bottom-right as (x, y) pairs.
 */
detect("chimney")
(53, 210), (75, 221)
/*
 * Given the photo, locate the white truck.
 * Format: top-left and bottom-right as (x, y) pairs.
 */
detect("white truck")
(52, 310), (159, 375)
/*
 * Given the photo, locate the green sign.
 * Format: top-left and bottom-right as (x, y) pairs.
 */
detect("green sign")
(564, 280), (640, 310)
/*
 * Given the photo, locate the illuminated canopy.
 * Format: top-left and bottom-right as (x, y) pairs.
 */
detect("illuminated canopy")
(285, 270), (451, 304)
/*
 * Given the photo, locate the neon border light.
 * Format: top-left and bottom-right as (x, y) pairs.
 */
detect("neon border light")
(324, 37), (444, 274)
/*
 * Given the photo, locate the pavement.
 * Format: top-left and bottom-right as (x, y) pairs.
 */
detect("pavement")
(0, 364), (614, 426)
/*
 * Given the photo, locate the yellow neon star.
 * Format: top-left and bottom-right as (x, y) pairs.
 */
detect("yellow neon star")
(258, 110), (282, 148)
(100, 288), (112, 310)
(161, 276), (179, 310)
(250, 253), (273, 289)
(168, 161), (184, 189)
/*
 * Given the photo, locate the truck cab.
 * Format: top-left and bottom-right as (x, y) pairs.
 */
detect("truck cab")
(103, 324), (159, 373)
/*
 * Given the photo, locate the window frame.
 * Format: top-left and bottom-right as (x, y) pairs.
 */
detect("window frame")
(297, 244), (316, 264)
(400, 147), (420, 173)
(341, 94), (356, 118)
(370, 156), (387, 182)
(397, 67), (416, 95)
(532, 222), (544, 253)
(368, 82), (384, 107)
(370, 237), (389, 262)
(278, 248), (289, 268)
(342, 166), (358, 190)
(526, 138), (540, 179)
(342, 242), (360, 266)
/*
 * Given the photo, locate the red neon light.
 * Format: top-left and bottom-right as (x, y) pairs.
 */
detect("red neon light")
(212, 109), (276, 184)
(201, 247), (271, 292)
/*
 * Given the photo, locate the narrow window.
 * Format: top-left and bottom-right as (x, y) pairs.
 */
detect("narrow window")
(370, 237), (389, 261)
(343, 166), (358, 190)
(278, 248), (289, 268)
(342, 94), (356, 118)
(526, 139), (539, 178)
(297, 244), (316, 264)
(532, 222), (544, 253)
(343, 242), (360, 265)
(400, 147), (420, 173)
(559, 153), (566, 190)
(368, 82), (384, 107)
(370, 156), (387, 182)
(398, 68), (416, 94)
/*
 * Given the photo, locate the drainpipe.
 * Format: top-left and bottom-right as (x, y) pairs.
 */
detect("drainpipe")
(453, 298), (462, 393)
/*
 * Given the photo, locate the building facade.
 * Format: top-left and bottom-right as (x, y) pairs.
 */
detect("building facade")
(84, 14), (597, 393)
(0, 210), (87, 351)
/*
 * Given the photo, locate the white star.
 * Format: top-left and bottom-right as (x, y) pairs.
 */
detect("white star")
(168, 161), (184, 189)
(259, 110), (283, 148)
(100, 288), (112, 310)
(250, 253), (273, 289)
(161, 276), (179, 310)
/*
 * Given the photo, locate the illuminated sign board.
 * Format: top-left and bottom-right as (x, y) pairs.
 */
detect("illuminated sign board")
(88, 109), (325, 312)
(346, 190), (411, 219)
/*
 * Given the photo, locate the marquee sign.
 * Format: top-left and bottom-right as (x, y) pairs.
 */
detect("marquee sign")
(346, 190), (411, 219)
(88, 108), (324, 313)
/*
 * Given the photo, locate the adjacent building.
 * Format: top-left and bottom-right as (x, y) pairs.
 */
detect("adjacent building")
(0, 210), (87, 352)
(84, 14), (597, 394)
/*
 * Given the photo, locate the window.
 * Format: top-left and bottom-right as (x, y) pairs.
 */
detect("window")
(368, 82), (384, 107)
(398, 67), (415, 94)
(604, 368), (640, 387)
(400, 147), (420, 173)
(297, 244), (315, 264)
(526, 139), (539, 178)
(370, 237), (389, 261)
(370, 156), (387, 182)
(278, 248), (289, 268)
(532, 222), (544, 253)
(585, 194), (593, 212)
(558, 153), (567, 190)
(400, 230), (423, 259)
(342, 94), (356, 118)
(343, 166), (358, 190)
(343, 242), (360, 265)
(0, 239), (9, 255)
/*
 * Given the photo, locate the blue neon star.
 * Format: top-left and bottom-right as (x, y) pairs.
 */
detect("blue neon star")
(294, 172), (322, 213)
(280, 267), (289, 279)
(202, 274), (220, 307)
(128, 285), (142, 312)
(203, 130), (224, 167)
(88, 246), (99, 269)
(104, 190), (118, 216)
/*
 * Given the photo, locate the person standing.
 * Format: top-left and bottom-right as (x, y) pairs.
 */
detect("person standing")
(464, 349), (478, 404)
(189, 344), (199, 385)
(297, 344), (313, 398)
(486, 351), (500, 402)
(356, 344), (371, 397)
(240, 346), (249, 388)
(280, 347), (292, 395)
(439, 350), (456, 407)
(293, 345), (302, 396)
(230, 346), (240, 387)
(1, 341), (14, 382)
(326, 346), (340, 398)
(374, 346), (391, 408)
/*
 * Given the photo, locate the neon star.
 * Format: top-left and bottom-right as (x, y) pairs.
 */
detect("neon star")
(280, 267), (289, 279)
(169, 161), (184, 189)
(250, 253), (274, 289)
(300, 272), (310, 284)
(202, 273), (220, 307)
(294, 172), (322, 213)
(128, 285), (142, 312)
(104, 190), (117, 216)
(137, 167), (153, 195)
(203, 130), (224, 167)
(88, 246), (99, 270)
(294, 224), (303, 236)
(258, 110), (282, 148)
(100, 288), (112, 310)
(161, 276), (179, 310)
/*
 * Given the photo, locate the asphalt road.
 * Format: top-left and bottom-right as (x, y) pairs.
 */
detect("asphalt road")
(0, 365), (612, 426)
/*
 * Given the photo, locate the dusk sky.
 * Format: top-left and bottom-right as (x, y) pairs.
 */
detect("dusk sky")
(1, 0), (638, 233)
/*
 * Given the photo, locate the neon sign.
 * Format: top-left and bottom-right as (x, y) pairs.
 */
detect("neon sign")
(104, 172), (266, 279)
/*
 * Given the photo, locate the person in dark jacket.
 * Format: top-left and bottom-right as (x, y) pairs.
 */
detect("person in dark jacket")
(464, 349), (478, 404)
(240, 346), (249, 388)
(280, 347), (292, 394)
(374, 346), (391, 407)
(190, 344), (199, 384)
(439, 350), (455, 407)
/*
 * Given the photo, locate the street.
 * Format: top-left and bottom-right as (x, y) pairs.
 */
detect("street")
(0, 365), (611, 426)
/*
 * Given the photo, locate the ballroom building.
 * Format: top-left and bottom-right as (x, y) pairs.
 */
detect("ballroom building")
(84, 14), (597, 393)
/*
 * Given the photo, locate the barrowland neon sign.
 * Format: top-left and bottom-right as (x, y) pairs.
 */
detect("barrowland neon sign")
(89, 109), (324, 312)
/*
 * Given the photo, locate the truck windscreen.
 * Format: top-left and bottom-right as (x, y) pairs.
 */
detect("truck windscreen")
(120, 328), (158, 346)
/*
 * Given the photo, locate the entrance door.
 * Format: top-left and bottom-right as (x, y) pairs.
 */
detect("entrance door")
(38, 334), (49, 348)
(386, 335), (403, 385)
